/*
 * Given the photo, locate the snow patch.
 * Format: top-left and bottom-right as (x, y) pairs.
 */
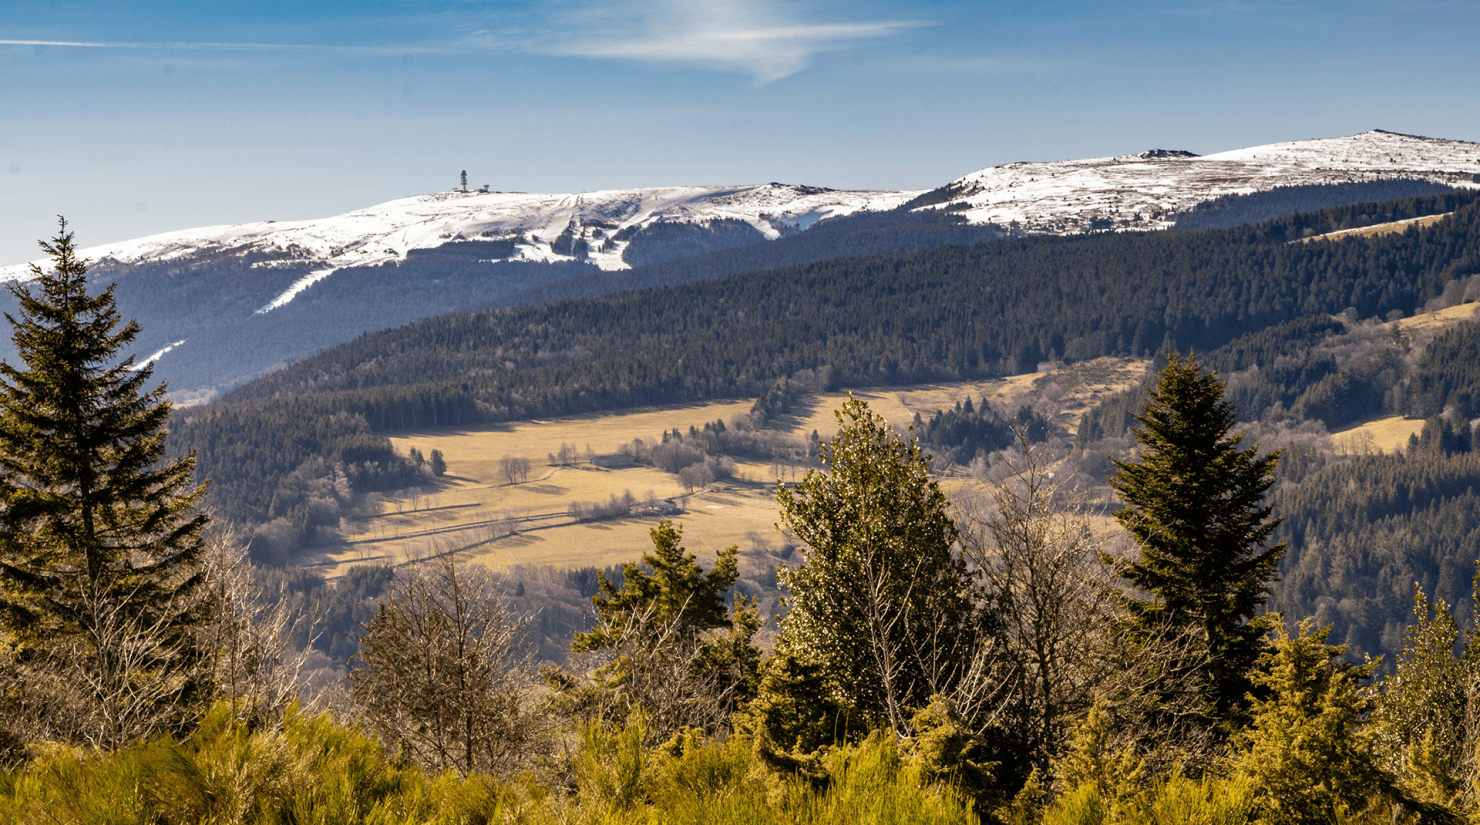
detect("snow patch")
(131, 339), (186, 370)
(256, 268), (337, 314)
(932, 130), (1480, 236)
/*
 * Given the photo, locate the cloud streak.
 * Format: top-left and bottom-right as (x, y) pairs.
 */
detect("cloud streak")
(544, 0), (932, 84)
(0, 39), (448, 55)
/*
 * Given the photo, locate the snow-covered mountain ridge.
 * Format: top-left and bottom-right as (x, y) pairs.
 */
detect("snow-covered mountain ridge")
(1, 129), (1477, 403)
(5, 130), (1478, 292)
(926, 130), (1480, 234)
(1, 183), (917, 287)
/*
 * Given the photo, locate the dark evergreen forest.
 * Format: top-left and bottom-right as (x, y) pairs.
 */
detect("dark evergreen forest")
(166, 190), (1480, 532)
(1171, 178), (1457, 230)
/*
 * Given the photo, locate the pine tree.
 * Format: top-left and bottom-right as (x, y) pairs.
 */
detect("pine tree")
(1111, 352), (1283, 718)
(0, 220), (208, 748)
(775, 394), (975, 736)
(568, 520), (760, 736)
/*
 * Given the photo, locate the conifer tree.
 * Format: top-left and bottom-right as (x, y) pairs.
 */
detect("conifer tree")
(775, 395), (974, 736)
(574, 519), (745, 653)
(567, 520), (760, 736)
(1111, 352), (1283, 718)
(0, 220), (208, 747)
(1234, 620), (1383, 823)
(1372, 582), (1475, 801)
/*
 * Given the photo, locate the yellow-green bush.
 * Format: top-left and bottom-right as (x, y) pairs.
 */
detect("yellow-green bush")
(0, 706), (980, 825)
(1042, 773), (1255, 825)
(0, 704), (511, 825)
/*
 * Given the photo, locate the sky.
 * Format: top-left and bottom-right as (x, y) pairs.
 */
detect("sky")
(2, 0), (1478, 266)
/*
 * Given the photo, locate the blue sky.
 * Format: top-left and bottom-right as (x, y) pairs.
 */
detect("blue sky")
(2, 0), (1477, 265)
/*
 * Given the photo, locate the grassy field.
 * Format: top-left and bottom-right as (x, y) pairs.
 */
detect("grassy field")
(1303, 211), (1453, 243)
(1330, 415), (1427, 454)
(316, 358), (1149, 579)
(1392, 299), (1479, 332)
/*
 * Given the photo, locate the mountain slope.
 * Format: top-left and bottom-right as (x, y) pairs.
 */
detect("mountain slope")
(4, 130), (1477, 402)
(172, 190), (1480, 531)
(915, 130), (1480, 233)
(0, 184), (918, 285)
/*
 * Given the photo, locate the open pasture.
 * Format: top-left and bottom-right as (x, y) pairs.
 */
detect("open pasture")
(1392, 299), (1479, 332)
(1330, 415), (1426, 455)
(321, 358), (1150, 578)
(1304, 211), (1454, 243)
(788, 357), (1149, 442)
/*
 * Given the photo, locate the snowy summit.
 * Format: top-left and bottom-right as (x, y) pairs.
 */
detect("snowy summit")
(925, 130), (1480, 234)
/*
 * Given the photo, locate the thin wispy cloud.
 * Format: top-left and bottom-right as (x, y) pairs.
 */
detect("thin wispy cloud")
(0, 39), (448, 55)
(543, 0), (932, 84)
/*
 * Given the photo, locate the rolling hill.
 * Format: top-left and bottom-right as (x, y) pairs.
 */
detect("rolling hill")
(2, 130), (1476, 402)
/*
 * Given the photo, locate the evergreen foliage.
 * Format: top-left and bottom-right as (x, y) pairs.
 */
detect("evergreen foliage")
(573, 520), (753, 661)
(1409, 319), (1480, 418)
(1371, 582), (1476, 794)
(775, 396), (975, 735)
(0, 221), (208, 748)
(1171, 178), (1456, 231)
(1270, 451), (1480, 659)
(1112, 353), (1284, 717)
(560, 521), (762, 737)
(739, 643), (851, 756)
(915, 397), (1050, 466)
(1234, 620), (1384, 825)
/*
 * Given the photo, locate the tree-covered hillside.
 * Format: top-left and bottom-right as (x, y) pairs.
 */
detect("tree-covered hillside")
(227, 190), (1480, 411)
(166, 190), (1480, 528)
(1071, 306), (1480, 663)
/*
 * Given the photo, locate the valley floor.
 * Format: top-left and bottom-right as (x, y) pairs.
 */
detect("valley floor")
(315, 358), (1149, 578)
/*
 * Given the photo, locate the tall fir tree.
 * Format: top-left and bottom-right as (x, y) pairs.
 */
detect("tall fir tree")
(0, 220), (209, 747)
(1111, 352), (1283, 719)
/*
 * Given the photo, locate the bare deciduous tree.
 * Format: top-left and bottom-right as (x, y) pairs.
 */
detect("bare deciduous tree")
(0, 567), (206, 751)
(198, 524), (322, 725)
(500, 455), (532, 484)
(349, 552), (544, 777)
(957, 435), (1214, 772)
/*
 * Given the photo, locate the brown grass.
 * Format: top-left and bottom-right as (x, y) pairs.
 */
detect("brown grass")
(1302, 212), (1452, 243)
(1330, 416), (1425, 455)
(1392, 300), (1480, 333)
(320, 358), (1149, 578)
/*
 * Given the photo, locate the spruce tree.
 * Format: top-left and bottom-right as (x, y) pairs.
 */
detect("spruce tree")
(0, 220), (208, 747)
(573, 519), (745, 653)
(1111, 352), (1283, 718)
